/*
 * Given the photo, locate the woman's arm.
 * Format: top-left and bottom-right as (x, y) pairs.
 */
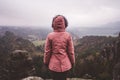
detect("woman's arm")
(44, 36), (52, 66)
(67, 35), (75, 65)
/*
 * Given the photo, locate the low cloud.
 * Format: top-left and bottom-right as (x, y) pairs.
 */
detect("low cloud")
(0, 0), (120, 28)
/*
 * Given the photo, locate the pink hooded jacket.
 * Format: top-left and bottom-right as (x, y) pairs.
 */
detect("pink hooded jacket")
(44, 15), (75, 72)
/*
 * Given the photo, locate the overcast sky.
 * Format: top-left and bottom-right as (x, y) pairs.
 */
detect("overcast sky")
(0, 0), (120, 28)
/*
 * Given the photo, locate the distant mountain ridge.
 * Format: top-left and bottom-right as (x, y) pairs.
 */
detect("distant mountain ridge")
(0, 22), (120, 40)
(0, 26), (79, 40)
(0, 26), (51, 40)
(68, 21), (120, 38)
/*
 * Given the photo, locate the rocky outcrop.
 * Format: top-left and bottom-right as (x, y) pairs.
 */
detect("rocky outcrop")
(21, 76), (43, 80)
(0, 50), (35, 80)
(113, 63), (120, 80)
(113, 33), (120, 80)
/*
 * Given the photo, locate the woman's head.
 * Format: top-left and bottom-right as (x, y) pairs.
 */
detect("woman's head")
(52, 15), (68, 29)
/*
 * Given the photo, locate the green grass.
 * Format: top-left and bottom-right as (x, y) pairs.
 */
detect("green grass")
(32, 40), (45, 46)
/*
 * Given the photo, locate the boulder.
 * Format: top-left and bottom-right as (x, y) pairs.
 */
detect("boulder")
(21, 76), (43, 80)
(8, 50), (35, 80)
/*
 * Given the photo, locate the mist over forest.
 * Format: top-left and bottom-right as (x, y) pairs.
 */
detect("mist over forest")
(0, 21), (120, 39)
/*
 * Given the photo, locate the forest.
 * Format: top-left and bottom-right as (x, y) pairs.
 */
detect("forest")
(0, 29), (120, 80)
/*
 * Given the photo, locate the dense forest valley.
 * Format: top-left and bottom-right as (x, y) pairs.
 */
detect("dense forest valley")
(0, 26), (120, 80)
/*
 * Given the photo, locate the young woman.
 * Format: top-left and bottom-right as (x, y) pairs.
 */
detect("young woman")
(44, 15), (75, 80)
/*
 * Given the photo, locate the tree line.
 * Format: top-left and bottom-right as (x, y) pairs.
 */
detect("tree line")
(0, 31), (120, 80)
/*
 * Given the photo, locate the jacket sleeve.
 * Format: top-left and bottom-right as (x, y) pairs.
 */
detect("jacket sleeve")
(44, 36), (52, 65)
(67, 35), (75, 64)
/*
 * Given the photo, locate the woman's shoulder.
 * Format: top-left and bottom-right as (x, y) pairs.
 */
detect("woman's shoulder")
(47, 32), (57, 38)
(64, 31), (72, 37)
(47, 32), (54, 36)
(65, 31), (71, 35)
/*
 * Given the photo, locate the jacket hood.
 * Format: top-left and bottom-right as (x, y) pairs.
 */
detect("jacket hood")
(52, 16), (66, 32)
(53, 26), (65, 32)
